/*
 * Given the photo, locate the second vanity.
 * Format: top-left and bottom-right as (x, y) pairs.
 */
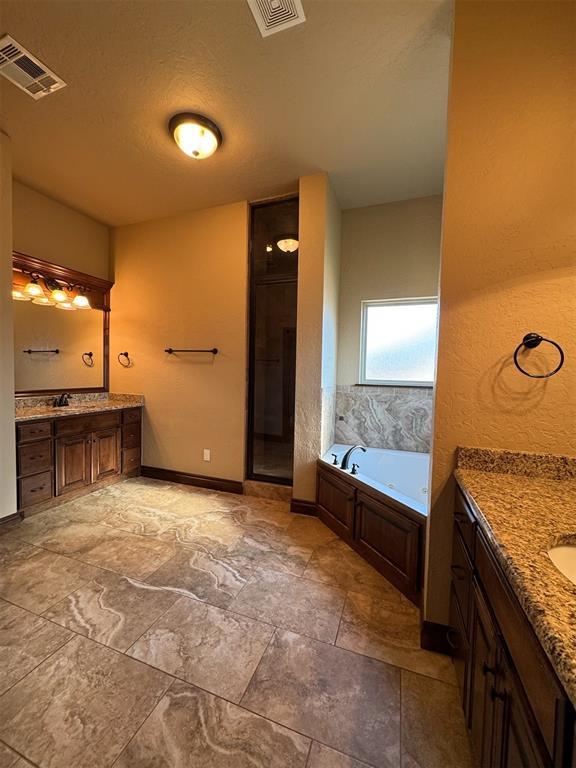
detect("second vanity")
(15, 394), (143, 515)
(450, 447), (576, 768)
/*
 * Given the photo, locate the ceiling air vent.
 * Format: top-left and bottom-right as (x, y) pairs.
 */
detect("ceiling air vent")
(0, 35), (66, 100)
(246, 0), (305, 37)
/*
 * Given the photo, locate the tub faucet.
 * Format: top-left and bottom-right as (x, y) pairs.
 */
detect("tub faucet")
(340, 445), (366, 471)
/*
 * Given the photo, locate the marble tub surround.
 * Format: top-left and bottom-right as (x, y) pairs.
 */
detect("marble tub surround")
(15, 392), (144, 421)
(0, 477), (471, 767)
(334, 385), (432, 453)
(455, 452), (576, 707)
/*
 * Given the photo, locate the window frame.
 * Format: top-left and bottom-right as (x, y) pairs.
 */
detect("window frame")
(359, 297), (438, 387)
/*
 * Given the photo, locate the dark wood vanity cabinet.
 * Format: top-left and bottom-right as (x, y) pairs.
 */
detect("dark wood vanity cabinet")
(450, 488), (573, 768)
(316, 464), (425, 604)
(17, 407), (142, 512)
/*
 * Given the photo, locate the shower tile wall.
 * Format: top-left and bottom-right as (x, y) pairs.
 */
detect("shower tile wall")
(334, 385), (433, 453)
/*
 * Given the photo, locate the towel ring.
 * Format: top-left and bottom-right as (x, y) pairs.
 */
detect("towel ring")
(118, 351), (132, 368)
(513, 333), (564, 378)
(82, 352), (94, 367)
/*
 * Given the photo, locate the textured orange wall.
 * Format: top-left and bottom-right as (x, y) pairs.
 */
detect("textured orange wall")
(426, 0), (576, 621)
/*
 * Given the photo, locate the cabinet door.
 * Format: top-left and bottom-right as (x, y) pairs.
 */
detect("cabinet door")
(56, 434), (91, 495)
(354, 491), (422, 600)
(492, 651), (550, 768)
(316, 468), (355, 542)
(92, 428), (121, 483)
(469, 582), (500, 768)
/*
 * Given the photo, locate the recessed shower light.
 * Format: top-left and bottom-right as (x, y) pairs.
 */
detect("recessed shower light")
(169, 113), (222, 159)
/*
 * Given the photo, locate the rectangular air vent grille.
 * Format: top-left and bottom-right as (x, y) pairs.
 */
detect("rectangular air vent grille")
(0, 35), (66, 100)
(246, 0), (305, 37)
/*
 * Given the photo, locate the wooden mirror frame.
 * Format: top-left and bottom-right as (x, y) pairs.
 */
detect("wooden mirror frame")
(13, 251), (114, 397)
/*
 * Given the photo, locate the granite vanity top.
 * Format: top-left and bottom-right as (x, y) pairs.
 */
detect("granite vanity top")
(455, 446), (576, 707)
(15, 393), (144, 422)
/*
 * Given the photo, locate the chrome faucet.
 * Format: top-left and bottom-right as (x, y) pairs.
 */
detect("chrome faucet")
(340, 445), (366, 471)
(54, 392), (71, 407)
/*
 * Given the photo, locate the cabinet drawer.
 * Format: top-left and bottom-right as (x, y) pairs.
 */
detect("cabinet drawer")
(476, 530), (566, 759)
(17, 421), (52, 443)
(55, 411), (121, 436)
(451, 526), (473, 632)
(123, 447), (141, 473)
(19, 471), (53, 508)
(123, 408), (142, 424)
(18, 440), (52, 477)
(123, 423), (141, 449)
(455, 489), (476, 559)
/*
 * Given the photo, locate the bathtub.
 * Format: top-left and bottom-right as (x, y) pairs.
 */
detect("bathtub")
(320, 444), (430, 516)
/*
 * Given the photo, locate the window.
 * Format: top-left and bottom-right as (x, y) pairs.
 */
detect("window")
(360, 298), (438, 386)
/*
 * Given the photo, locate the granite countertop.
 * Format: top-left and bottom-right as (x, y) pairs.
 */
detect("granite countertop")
(455, 446), (576, 707)
(15, 393), (144, 423)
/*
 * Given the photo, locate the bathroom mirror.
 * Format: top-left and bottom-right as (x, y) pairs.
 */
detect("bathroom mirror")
(12, 252), (113, 396)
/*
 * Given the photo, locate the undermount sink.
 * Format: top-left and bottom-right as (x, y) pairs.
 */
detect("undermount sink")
(548, 545), (576, 586)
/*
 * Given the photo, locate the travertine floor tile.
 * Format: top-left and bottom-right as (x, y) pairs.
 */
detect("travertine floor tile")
(307, 742), (374, 768)
(401, 670), (473, 768)
(77, 531), (175, 579)
(115, 680), (310, 767)
(303, 539), (405, 599)
(242, 629), (400, 768)
(0, 545), (101, 614)
(146, 547), (254, 608)
(227, 533), (313, 576)
(43, 571), (178, 651)
(128, 596), (274, 702)
(0, 635), (171, 768)
(0, 742), (34, 767)
(336, 592), (457, 684)
(0, 600), (72, 696)
(283, 516), (338, 550)
(230, 570), (345, 642)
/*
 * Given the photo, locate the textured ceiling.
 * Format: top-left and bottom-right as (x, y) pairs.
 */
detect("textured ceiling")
(0, 0), (452, 225)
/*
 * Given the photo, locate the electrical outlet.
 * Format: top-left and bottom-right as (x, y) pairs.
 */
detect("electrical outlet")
(203, 448), (211, 462)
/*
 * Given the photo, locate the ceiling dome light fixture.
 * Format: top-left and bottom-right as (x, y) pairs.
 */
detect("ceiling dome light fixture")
(169, 113), (222, 159)
(276, 236), (299, 253)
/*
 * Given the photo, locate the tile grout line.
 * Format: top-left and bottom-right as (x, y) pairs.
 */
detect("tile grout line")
(0, 735), (42, 768)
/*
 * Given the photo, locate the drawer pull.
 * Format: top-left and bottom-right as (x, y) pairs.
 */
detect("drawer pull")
(490, 687), (506, 702)
(446, 627), (460, 650)
(30, 486), (45, 493)
(482, 662), (497, 676)
(450, 564), (467, 581)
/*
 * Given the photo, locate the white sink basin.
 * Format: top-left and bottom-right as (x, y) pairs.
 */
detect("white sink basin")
(548, 546), (576, 586)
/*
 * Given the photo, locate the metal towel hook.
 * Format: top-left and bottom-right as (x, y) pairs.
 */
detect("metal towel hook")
(118, 351), (132, 368)
(82, 351), (94, 367)
(513, 333), (565, 378)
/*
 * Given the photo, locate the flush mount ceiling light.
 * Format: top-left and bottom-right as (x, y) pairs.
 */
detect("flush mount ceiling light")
(169, 113), (222, 159)
(276, 235), (299, 253)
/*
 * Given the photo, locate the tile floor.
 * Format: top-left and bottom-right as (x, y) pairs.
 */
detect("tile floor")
(0, 477), (473, 768)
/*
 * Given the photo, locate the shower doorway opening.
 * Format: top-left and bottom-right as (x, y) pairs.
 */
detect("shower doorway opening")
(246, 197), (299, 485)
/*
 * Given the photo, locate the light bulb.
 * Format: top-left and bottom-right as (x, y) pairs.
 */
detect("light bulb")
(170, 113), (222, 160)
(50, 288), (68, 303)
(24, 278), (45, 298)
(72, 293), (91, 309)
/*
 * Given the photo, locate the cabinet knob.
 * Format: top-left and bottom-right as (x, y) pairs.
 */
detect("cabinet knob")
(490, 687), (506, 702)
(482, 662), (497, 676)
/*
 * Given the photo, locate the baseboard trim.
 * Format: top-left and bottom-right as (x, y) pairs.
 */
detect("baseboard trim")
(420, 620), (452, 656)
(0, 511), (21, 526)
(290, 498), (317, 516)
(141, 466), (243, 495)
